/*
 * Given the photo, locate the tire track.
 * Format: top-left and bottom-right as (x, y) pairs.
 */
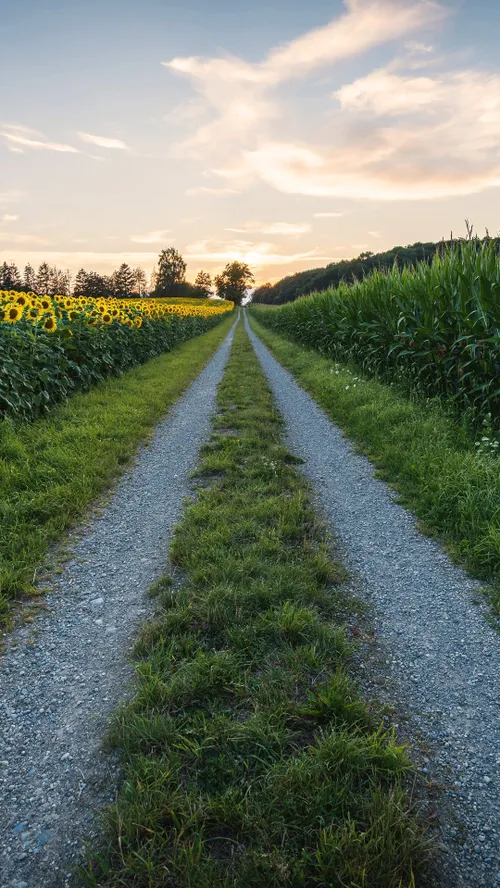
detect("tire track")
(0, 316), (238, 888)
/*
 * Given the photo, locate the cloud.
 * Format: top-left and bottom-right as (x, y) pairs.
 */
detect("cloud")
(162, 0), (447, 167)
(186, 186), (239, 196)
(314, 212), (344, 218)
(184, 238), (333, 268)
(77, 132), (129, 150)
(159, 0), (500, 201)
(0, 190), (25, 205)
(130, 229), (171, 244)
(1, 214), (19, 222)
(225, 221), (311, 236)
(1, 124), (79, 154)
(0, 232), (50, 245)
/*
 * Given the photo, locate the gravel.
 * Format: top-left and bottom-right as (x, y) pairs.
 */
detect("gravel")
(246, 315), (500, 888)
(0, 317), (237, 888)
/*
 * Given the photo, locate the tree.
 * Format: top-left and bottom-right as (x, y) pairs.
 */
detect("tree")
(36, 262), (51, 295)
(214, 261), (255, 305)
(110, 263), (134, 298)
(153, 247), (187, 297)
(131, 267), (148, 297)
(194, 270), (212, 298)
(0, 262), (21, 290)
(73, 268), (88, 296)
(23, 263), (36, 292)
(73, 268), (111, 298)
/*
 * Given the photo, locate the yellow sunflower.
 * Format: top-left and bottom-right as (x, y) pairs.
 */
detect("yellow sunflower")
(4, 305), (22, 323)
(43, 315), (57, 332)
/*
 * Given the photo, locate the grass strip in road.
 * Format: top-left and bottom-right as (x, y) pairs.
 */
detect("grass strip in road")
(249, 313), (500, 619)
(83, 322), (425, 888)
(0, 314), (234, 628)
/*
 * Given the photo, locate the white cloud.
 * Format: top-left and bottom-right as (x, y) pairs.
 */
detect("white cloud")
(77, 132), (129, 150)
(1, 124), (79, 154)
(314, 212), (344, 218)
(184, 237), (333, 268)
(130, 229), (171, 244)
(0, 190), (25, 205)
(0, 232), (50, 245)
(225, 221), (310, 236)
(158, 0), (500, 201)
(1, 214), (19, 222)
(368, 230), (382, 237)
(163, 0), (446, 165)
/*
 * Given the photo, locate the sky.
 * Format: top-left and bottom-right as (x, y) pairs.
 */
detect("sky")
(1, 0), (500, 285)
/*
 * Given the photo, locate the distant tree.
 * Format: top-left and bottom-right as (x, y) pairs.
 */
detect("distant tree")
(149, 268), (158, 295)
(131, 267), (148, 297)
(251, 281), (273, 304)
(73, 268), (88, 296)
(194, 270), (212, 298)
(153, 247), (187, 297)
(23, 263), (36, 292)
(0, 261), (19, 289)
(85, 271), (112, 298)
(110, 263), (134, 298)
(73, 268), (111, 298)
(0, 261), (21, 290)
(59, 269), (72, 296)
(214, 261), (255, 305)
(36, 262), (51, 295)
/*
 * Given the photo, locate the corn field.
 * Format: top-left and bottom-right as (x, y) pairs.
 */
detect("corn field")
(253, 241), (500, 428)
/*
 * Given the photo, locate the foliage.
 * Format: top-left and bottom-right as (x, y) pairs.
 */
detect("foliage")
(83, 324), (425, 888)
(249, 315), (500, 618)
(0, 290), (234, 422)
(194, 269), (212, 298)
(153, 247), (187, 297)
(0, 316), (235, 625)
(252, 241), (500, 430)
(215, 260), (255, 305)
(251, 237), (499, 305)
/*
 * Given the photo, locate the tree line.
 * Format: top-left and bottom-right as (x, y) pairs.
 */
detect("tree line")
(0, 246), (254, 305)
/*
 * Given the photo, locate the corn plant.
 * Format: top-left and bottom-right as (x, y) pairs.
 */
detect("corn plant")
(254, 241), (500, 428)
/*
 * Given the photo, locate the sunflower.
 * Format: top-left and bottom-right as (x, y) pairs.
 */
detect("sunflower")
(28, 307), (40, 319)
(43, 315), (57, 332)
(4, 305), (22, 323)
(40, 297), (51, 310)
(16, 294), (28, 306)
(134, 317), (142, 328)
(101, 312), (112, 324)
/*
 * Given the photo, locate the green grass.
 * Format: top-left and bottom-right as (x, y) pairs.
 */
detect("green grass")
(0, 315), (234, 627)
(248, 313), (500, 619)
(82, 322), (426, 888)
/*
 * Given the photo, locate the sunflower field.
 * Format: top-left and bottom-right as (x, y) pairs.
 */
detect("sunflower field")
(0, 291), (234, 422)
(252, 240), (500, 430)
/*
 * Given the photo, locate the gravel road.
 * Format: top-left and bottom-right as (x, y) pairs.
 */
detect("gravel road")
(0, 318), (237, 888)
(246, 315), (500, 888)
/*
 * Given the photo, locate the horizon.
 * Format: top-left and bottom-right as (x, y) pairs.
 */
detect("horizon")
(2, 0), (500, 286)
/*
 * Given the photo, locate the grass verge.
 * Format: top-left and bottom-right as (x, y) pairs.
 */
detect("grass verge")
(248, 312), (500, 619)
(83, 322), (426, 888)
(0, 314), (234, 628)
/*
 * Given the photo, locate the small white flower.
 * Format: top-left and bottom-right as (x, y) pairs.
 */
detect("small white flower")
(345, 385), (350, 391)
